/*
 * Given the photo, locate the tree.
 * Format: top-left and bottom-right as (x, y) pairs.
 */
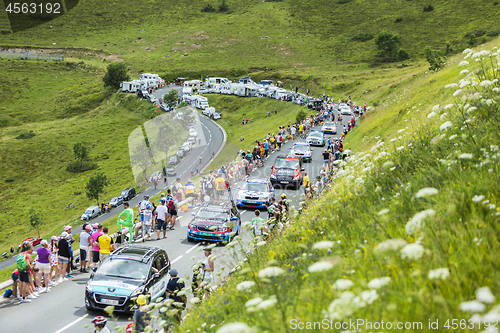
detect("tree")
(103, 63), (128, 89)
(219, 0), (229, 12)
(163, 89), (178, 108)
(29, 208), (43, 238)
(73, 142), (88, 161)
(398, 49), (410, 61)
(425, 46), (445, 71)
(85, 173), (110, 206)
(445, 41), (454, 56)
(468, 34), (477, 47)
(375, 32), (403, 62)
(296, 110), (307, 124)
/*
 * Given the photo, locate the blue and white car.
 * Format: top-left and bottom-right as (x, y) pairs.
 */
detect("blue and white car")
(306, 130), (325, 147)
(236, 178), (275, 208)
(321, 121), (337, 134)
(289, 142), (313, 162)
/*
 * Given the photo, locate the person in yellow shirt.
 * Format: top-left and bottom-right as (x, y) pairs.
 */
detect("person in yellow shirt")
(303, 171), (310, 195)
(97, 227), (114, 265)
(298, 124), (303, 138)
(214, 173), (226, 200)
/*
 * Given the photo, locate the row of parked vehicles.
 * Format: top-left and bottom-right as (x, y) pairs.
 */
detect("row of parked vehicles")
(168, 127), (198, 166)
(80, 187), (137, 221)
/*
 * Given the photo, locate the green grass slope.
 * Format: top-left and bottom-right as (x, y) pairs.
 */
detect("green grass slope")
(0, 0), (498, 74)
(180, 40), (500, 332)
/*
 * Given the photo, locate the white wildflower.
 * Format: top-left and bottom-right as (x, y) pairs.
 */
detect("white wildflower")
(440, 121), (453, 131)
(493, 87), (500, 93)
(326, 292), (356, 320)
(189, 297), (200, 304)
(236, 281), (255, 291)
(453, 89), (464, 97)
(444, 104), (454, 109)
(256, 241), (266, 247)
(256, 298), (277, 310)
(458, 153), (473, 159)
(405, 209), (436, 234)
(432, 105), (440, 111)
(375, 239), (407, 252)
(332, 279), (354, 290)
(463, 48), (474, 55)
(488, 204), (496, 210)
(460, 69), (470, 75)
(427, 111), (437, 118)
(458, 60), (469, 67)
(312, 241), (335, 250)
(258, 266), (285, 278)
(445, 83), (458, 89)
(415, 187), (439, 198)
(476, 287), (496, 304)
(308, 261), (334, 273)
(483, 305), (500, 323)
(480, 80), (492, 88)
(397, 146), (405, 151)
(459, 300), (486, 312)
(459, 80), (471, 88)
(217, 323), (256, 333)
(449, 135), (457, 140)
(472, 50), (491, 59)
(355, 177), (364, 186)
(245, 297), (263, 307)
(468, 106), (477, 112)
(428, 268), (450, 280)
(472, 195), (485, 202)
(400, 243), (425, 260)
(367, 277), (391, 289)
(382, 161), (394, 168)
(354, 290), (379, 307)
(377, 208), (389, 216)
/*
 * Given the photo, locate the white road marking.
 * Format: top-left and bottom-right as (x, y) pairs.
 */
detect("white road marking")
(171, 255), (183, 264)
(185, 243), (200, 254)
(54, 316), (85, 333)
(239, 210), (247, 215)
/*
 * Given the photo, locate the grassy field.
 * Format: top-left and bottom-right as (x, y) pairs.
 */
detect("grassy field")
(180, 40), (500, 332)
(0, 0), (498, 76)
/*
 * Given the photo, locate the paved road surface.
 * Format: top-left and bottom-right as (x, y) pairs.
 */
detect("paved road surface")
(0, 103), (352, 333)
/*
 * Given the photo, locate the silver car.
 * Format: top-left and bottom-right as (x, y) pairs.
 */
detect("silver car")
(321, 121), (337, 134)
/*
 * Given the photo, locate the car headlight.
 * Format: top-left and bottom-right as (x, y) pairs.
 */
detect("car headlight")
(188, 223), (197, 230)
(131, 287), (144, 298)
(217, 225), (229, 232)
(270, 174), (276, 179)
(86, 281), (93, 292)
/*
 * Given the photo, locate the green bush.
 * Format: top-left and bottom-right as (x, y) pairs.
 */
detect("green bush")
(219, 0), (229, 12)
(398, 49), (409, 61)
(487, 29), (500, 36)
(445, 41), (454, 55)
(338, 0), (352, 3)
(423, 5), (434, 12)
(468, 34), (477, 47)
(66, 161), (98, 173)
(395, 17), (403, 23)
(201, 4), (216, 12)
(424, 46), (444, 71)
(15, 131), (35, 139)
(5, 176), (14, 182)
(352, 33), (374, 42)
(465, 30), (486, 37)
(296, 110), (307, 123)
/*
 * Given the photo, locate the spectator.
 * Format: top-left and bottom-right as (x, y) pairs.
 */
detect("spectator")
(133, 295), (151, 332)
(174, 178), (184, 202)
(36, 240), (52, 292)
(11, 268), (19, 299)
(214, 172), (226, 200)
(90, 224), (103, 268)
(155, 198), (168, 240)
(97, 227), (115, 264)
(184, 178), (197, 201)
(201, 248), (214, 297)
(79, 224), (92, 273)
(57, 232), (71, 282)
(64, 225), (76, 273)
(250, 210), (267, 236)
(165, 268), (186, 324)
(166, 188), (178, 230)
(48, 236), (59, 284)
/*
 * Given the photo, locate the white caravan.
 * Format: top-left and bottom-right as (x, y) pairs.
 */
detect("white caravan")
(193, 96), (209, 110)
(121, 80), (142, 93)
(205, 77), (231, 91)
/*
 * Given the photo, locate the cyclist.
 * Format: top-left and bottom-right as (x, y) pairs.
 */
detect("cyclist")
(136, 195), (153, 241)
(91, 316), (110, 333)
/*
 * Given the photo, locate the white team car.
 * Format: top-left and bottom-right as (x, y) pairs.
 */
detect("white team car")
(289, 142), (313, 162)
(236, 178), (275, 209)
(321, 121), (337, 134)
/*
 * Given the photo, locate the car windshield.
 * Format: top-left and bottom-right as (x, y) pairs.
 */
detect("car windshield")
(309, 132), (322, 138)
(85, 209), (92, 214)
(324, 122), (335, 127)
(293, 145), (308, 151)
(111, 198), (118, 202)
(121, 190), (128, 196)
(275, 159), (299, 169)
(98, 259), (149, 280)
(197, 207), (229, 220)
(242, 183), (268, 192)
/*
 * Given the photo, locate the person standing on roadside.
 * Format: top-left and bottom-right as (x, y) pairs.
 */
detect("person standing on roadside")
(250, 210), (267, 236)
(117, 202), (134, 244)
(132, 295), (151, 333)
(57, 232), (71, 282)
(201, 248), (214, 297)
(165, 268), (186, 324)
(166, 188), (178, 230)
(303, 171), (310, 195)
(90, 224), (103, 268)
(79, 225), (92, 273)
(174, 178), (184, 202)
(48, 236), (59, 284)
(17, 242), (35, 303)
(155, 198), (168, 240)
(36, 240), (52, 292)
(97, 227), (115, 264)
(64, 226), (76, 273)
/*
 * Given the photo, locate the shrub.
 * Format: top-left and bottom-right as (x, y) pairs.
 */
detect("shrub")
(468, 34), (477, 47)
(423, 5), (434, 12)
(338, 0), (352, 3)
(296, 110), (307, 123)
(103, 63), (128, 89)
(219, 0), (229, 12)
(375, 31), (406, 62)
(352, 33), (374, 42)
(445, 41), (454, 55)
(398, 49), (409, 61)
(465, 30), (486, 37)
(15, 131), (35, 139)
(74, 191), (82, 195)
(66, 161), (98, 173)
(201, 4), (216, 12)
(5, 176), (14, 182)
(487, 29), (500, 36)
(425, 46), (444, 71)
(395, 17), (403, 23)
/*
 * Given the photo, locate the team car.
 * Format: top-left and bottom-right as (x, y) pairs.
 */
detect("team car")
(236, 178), (275, 209)
(270, 155), (304, 190)
(321, 121), (337, 134)
(289, 142), (313, 162)
(187, 200), (241, 243)
(306, 130), (325, 147)
(85, 245), (171, 313)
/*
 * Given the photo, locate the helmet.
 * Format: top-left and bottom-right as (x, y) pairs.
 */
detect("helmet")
(281, 193), (287, 199)
(144, 195), (150, 199)
(91, 316), (108, 326)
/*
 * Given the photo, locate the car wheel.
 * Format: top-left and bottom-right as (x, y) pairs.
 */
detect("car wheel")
(187, 235), (195, 243)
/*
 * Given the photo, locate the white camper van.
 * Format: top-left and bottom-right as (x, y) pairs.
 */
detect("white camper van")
(184, 80), (202, 90)
(121, 80), (142, 93)
(193, 96), (209, 110)
(140, 73), (162, 87)
(203, 106), (215, 117)
(205, 77), (231, 91)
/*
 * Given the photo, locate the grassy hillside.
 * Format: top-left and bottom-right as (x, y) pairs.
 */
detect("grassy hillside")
(0, 0), (498, 75)
(180, 40), (500, 332)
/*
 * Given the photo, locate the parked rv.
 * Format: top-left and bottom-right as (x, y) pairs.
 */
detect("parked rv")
(192, 96), (209, 110)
